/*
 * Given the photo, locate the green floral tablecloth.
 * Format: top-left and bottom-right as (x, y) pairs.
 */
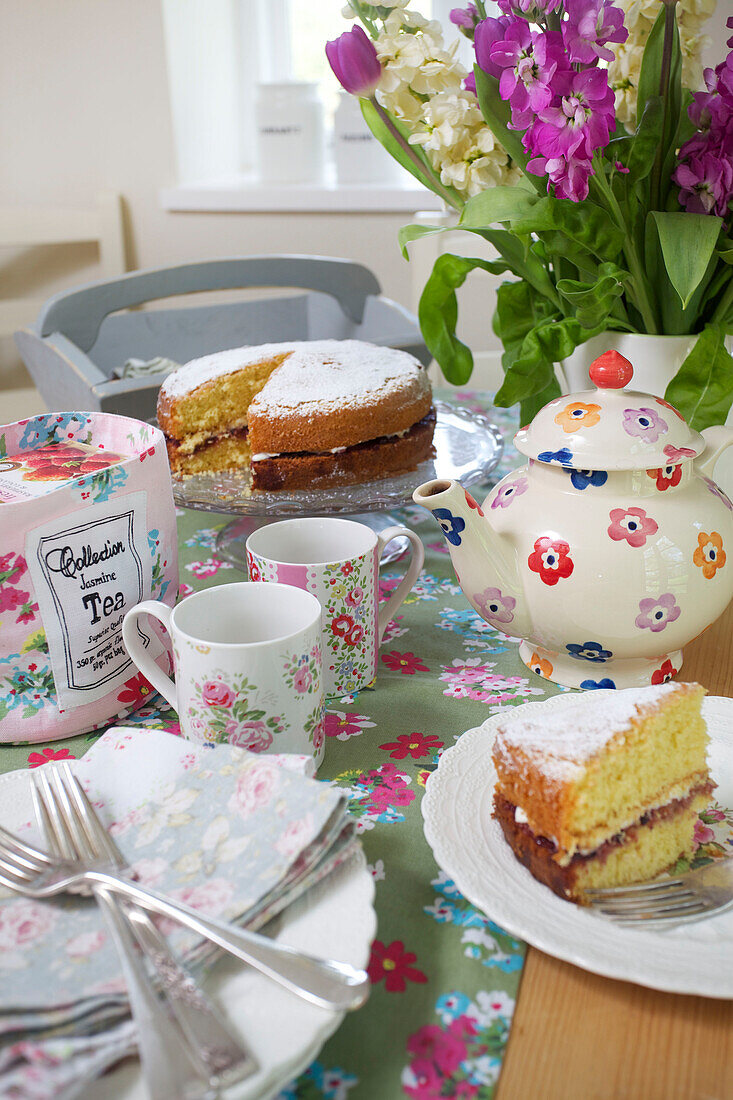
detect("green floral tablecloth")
(0, 393), (568, 1099)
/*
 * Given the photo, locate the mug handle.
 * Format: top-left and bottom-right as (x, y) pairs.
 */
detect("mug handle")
(376, 527), (425, 643)
(122, 600), (177, 710)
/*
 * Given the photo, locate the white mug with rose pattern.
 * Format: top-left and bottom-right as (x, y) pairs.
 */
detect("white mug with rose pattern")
(246, 518), (424, 699)
(122, 582), (326, 765)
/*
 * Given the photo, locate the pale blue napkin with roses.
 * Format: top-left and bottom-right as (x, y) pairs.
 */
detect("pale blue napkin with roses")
(0, 727), (355, 1026)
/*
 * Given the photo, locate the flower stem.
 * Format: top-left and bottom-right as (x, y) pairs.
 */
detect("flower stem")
(592, 160), (659, 333)
(711, 280), (733, 325)
(649, 0), (678, 210)
(368, 96), (463, 211)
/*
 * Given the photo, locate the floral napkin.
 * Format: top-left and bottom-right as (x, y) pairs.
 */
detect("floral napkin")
(0, 727), (358, 1095)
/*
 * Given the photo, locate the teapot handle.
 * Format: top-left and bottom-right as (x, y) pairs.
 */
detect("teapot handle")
(696, 425), (733, 479)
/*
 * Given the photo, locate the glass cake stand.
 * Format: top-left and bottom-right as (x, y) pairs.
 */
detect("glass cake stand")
(170, 401), (504, 569)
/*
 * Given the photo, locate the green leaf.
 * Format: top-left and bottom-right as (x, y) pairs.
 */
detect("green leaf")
(495, 315), (605, 410)
(397, 223), (453, 261)
(460, 186), (539, 228)
(651, 212), (723, 309)
(637, 4), (683, 209)
(419, 253), (510, 384)
(557, 263), (628, 329)
(359, 98), (462, 209)
(626, 97), (664, 182)
(511, 196), (624, 262)
(473, 66), (544, 192)
(717, 247), (733, 265)
(665, 325), (733, 430)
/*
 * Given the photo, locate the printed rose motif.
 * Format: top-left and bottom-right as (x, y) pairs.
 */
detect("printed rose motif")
(293, 666), (312, 693)
(228, 720), (274, 753)
(694, 818), (716, 847)
(248, 556), (261, 582)
(623, 407), (667, 442)
(0, 898), (56, 951)
(537, 447), (574, 466)
(332, 613), (355, 638)
(227, 761), (280, 820)
(202, 681), (235, 708)
(367, 940), (428, 993)
(274, 813), (315, 858)
(379, 732), (444, 760)
(0, 552), (27, 586)
(0, 587), (31, 614)
(490, 475), (528, 510)
(635, 593), (681, 633)
(344, 624), (365, 647)
(473, 587), (515, 625)
(528, 652), (553, 679)
(27, 746), (75, 768)
(554, 401), (601, 433)
(651, 659), (678, 685)
(381, 651), (429, 675)
(433, 507), (466, 547)
(340, 561), (354, 577)
(66, 930), (106, 958)
(527, 537), (574, 586)
(464, 490), (484, 515)
(580, 678), (616, 689)
(325, 711), (375, 740)
(663, 443), (696, 462)
(157, 880), (235, 936)
(647, 464), (682, 491)
(566, 641), (613, 662)
(693, 531), (726, 579)
(607, 507), (658, 547)
(570, 468), (608, 490)
(345, 586), (364, 608)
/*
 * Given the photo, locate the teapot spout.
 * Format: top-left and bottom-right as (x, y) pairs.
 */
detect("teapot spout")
(413, 478), (527, 633)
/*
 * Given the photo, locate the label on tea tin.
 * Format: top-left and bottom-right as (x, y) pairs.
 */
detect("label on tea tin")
(25, 492), (163, 709)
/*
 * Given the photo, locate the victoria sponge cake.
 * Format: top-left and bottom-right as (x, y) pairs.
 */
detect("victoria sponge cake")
(491, 683), (713, 903)
(157, 339), (435, 490)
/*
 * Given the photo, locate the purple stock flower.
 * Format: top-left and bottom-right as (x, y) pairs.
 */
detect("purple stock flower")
(489, 24), (565, 129)
(674, 152), (733, 216)
(497, 0), (562, 17)
(527, 153), (594, 200)
(325, 25), (382, 97)
(562, 0), (627, 65)
(450, 4), (480, 33)
(474, 16), (512, 81)
(527, 66), (615, 161)
(464, 72), (477, 95)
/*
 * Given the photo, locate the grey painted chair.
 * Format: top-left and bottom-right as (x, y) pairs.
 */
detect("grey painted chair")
(14, 255), (430, 422)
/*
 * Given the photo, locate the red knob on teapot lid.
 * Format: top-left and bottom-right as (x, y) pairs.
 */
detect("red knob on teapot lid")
(589, 350), (633, 389)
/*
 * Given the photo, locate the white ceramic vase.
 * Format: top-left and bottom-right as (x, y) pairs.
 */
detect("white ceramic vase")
(559, 331), (733, 499)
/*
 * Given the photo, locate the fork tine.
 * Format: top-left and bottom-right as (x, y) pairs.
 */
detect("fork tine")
(590, 890), (697, 911)
(36, 769), (79, 860)
(0, 825), (51, 867)
(586, 878), (685, 898)
(60, 762), (119, 865)
(594, 897), (706, 918)
(0, 853), (36, 884)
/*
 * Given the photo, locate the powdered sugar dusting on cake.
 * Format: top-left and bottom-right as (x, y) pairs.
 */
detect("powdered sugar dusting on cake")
(249, 340), (429, 417)
(494, 683), (683, 781)
(159, 340), (429, 406)
(160, 342), (303, 400)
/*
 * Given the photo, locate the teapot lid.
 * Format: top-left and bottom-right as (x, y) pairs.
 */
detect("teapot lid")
(513, 351), (705, 471)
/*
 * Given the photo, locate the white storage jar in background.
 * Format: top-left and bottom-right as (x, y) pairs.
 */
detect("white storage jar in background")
(333, 92), (403, 184)
(255, 81), (325, 184)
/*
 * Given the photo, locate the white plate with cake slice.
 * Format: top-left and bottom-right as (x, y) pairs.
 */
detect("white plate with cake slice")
(422, 692), (733, 998)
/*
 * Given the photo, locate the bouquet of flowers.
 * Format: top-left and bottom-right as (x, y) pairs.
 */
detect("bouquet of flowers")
(326, 1), (733, 426)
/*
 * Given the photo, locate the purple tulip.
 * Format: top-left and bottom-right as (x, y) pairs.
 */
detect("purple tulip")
(325, 25), (382, 97)
(474, 16), (512, 81)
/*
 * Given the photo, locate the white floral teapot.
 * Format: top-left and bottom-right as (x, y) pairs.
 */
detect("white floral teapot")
(414, 351), (733, 689)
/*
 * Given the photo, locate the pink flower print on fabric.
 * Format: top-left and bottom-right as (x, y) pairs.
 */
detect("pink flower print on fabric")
(0, 898), (56, 951)
(157, 879), (235, 936)
(202, 681), (234, 707)
(635, 593), (681, 633)
(227, 761), (280, 820)
(491, 475), (528, 510)
(607, 507), (658, 548)
(293, 666), (312, 694)
(66, 930), (106, 958)
(473, 586), (516, 624)
(274, 813), (315, 858)
(345, 586), (364, 608)
(622, 406), (667, 442)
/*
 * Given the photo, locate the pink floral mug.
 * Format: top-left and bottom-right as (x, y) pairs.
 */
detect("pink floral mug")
(246, 518), (424, 698)
(122, 582), (326, 765)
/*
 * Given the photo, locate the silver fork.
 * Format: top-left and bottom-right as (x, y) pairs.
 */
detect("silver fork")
(0, 785), (369, 1012)
(34, 764), (256, 1089)
(586, 858), (733, 928)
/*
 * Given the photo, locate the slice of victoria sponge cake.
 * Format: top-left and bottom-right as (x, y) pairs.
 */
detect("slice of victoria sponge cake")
(491, 683), (713, 903)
